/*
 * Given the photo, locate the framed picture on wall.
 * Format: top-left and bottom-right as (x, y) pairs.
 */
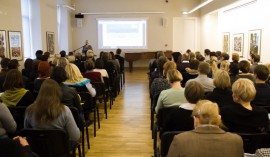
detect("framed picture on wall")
(8, 31), (23, 60)
(248, 29), (261, 57)
(223, 32), (230, 53)
(233, 33), (244, 57)
(0, 30), (8, 58)
(46, 32), (55, 55)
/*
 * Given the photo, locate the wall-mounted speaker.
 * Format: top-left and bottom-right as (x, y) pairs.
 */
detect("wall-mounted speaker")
(75, 14), (84, 18)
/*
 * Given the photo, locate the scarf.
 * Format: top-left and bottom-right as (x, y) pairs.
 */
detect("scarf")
(1, 88), (28, 107)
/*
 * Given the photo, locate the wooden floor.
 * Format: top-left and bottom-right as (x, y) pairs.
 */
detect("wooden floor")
(84, 68), (153, 157)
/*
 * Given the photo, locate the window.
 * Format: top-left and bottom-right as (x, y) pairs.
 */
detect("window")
(97, 18), (147, 49)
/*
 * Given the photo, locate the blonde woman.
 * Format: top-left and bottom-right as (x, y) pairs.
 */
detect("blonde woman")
(155, 69), (186, 114)
(221, 78), (269, 133)
(64, 63), (96, 97)
(220, 60), (230, 73)
(167, 100), (244, 157)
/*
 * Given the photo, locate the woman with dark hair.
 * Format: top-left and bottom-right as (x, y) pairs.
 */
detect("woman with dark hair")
(22, 58), (33, 79)
(51, 67), (82, 112)
(33, 61), (50, 95)
(238, 60), (254, 82)
(94, 58), (109, 78)
(24, 79), (80, 143)
(229, 63), (239, 86)
(0, 69), (34, 107)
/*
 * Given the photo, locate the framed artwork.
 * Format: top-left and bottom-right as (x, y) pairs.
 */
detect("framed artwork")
(46, 32), (55, 55)
(233, 33), (244, 57)
(248, 29), (261, 57)
(0, 30), (8, 58)
(223, 32), (230, 53)
(8, 31), (23, 60)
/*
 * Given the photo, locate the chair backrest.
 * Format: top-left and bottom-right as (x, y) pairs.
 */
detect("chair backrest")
(238, 133), (270, 154)
(8, 106), (27, 131)
(69, 106), (84, 131)
(92, 82), (106, 98)
(160, 131), (183, 157)
(157, 107), (179, 130)
(20, 129), (70, 157)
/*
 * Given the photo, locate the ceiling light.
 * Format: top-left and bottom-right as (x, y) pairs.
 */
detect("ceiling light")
(182, 0), (214, 15)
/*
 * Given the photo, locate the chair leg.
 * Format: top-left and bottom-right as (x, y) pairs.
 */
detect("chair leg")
(97, 107), (100, 129)
(86, 126), (90, 149)
(94, 109), (96, 137)
(82, 129), (85, 157)
(104, 97), (108, 119)
(77, 143), (82, 157)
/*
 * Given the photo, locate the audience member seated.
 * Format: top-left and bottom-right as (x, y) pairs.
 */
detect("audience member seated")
(93, 58), (109, 78)
(205, 70), (237, 108)
(150, 61), (176, 100)
(22, 58), (33, 79)
(0, 102), (16, 138)
(220, 60), (230, 73)
(231, 53), (240, 65)
(33, 50), (43, 65)
(74, 52), (86, 73)
(149, 56), (167, 88)
(186, 62), (215, 92)
(0, 58), (10, 92)
(250, 54), (260, 73)
(171, 52), (181, 64)
(24, 79), (80, 143)
(229, 62), (240, 85)
(64, 63), (96, 97)
(51, 67), (82, 112)
(220, 78), (269, 133)
(57, 57), (69, 69)
(33, 61), (50, 95)
(252, 65), (270, 107)
(155, 69), (186, 114)
(238, 60), (254, 82)
(110, 51), (120, 72)
(0, 70), (34, 107)
(177, 53), (190, 74)
(83, 59), (103, 83)
(0, 136), (34, 157)
(86, 50), (95, 62)
(149, 51), (164, 74)
(163, 81), (204, 134)
(115, 48), (125, 73)
(181, 59), (199, 87)
(204, 49), (211, 61)
(167, 100), (244, 157)
(68, 52), (75, 63)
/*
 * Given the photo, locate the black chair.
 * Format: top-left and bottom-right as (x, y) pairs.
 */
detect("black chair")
(103, 77), (114, 109)
(69, 107), (89, 157)
(151, 93), (160, 132)
(159, 131), (183, 157)
(8, 106), (27, 131)
(237, 133), (270, 154)
(92, 82), (108, 119)
(20, 128), (81, 157)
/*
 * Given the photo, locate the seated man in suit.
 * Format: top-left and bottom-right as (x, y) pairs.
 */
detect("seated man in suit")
(167, 100), (244, 157)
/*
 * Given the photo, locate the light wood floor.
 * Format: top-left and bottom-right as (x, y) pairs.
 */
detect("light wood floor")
(84, 68), (153, 157)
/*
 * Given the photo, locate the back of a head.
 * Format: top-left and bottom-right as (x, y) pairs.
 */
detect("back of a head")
(166, 69), (183, 84)
(239, 60), (250, 73)
(229, 63), (239, 76)
(185, 81), (204, 104)
(102, 52), (109, 62)
(24, 58), (33, 70)
(198, 62), (210, 75)
(1, 58), (10, 69)
(3, 69), (24, 90)
(232, 53), (240, 62)
(210, 52), (216, 57)
(213, 70), (231, 89)
(57, 57), (69, 68)
(95, 58), (104, 69)
(38, 61), (50, 78)
(221, 53), (230, 60)
(172, 52), (180, 63)
(157, 56), (168, 72)
(189, 59), (200, 70)
(253, 54), (260, 63)
(86, 50), (94, 58)
(8, 59), (19, 70)
(182, 53), (190, 61)
(35, 50), (43, 58)
(65, 63), (83, 82)
(232, 78), (256, 102)
(189, 52), (195, 61)
(196, 54), (205, 62)
(254, 65), (269, 81)
(163, 61), (176, 76)
(84, 59), (95, 71)
(60, 50), (66, 57)
(192, 100), (220, 125)
(116, 48), (122, 55)
(51, 67), (67, 84)
(204, 49), (211, 56)
(75, 52), (82, 60)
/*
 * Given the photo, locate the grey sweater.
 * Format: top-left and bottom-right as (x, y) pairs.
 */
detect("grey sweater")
(0, 103), (17, 138)
(24, 105), (80, 142)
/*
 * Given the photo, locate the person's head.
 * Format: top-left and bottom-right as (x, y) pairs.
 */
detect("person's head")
(182, 53), (189, 61)
(75, 52), (82, 60)
(8, 59), (19, 70)
(232, 53), (240, 62)
(95, 59), (104, 69)
(3, 69), (24, 90)
(220, 60), (230, 72)
(204, 49), (211, 56)
(172, 52), (181, 63)
(57, 57), (69, 69)
(86, 50), (94, 59)
(60, 50), (66, 57)
(221, 52), (230, 60)
(84, 59), (95, 71)
(38, 61), (50, 78)
(166, 69), (183, 84)
(43, 52), (50, 61)
(189, 52), (195, 61)
(252, 54), (260, 63)
(51, 67), (67, 84)
(229, 63), (239, 76)
(85, 40), (89, 45)
(65, 63), (83, 82)
(68, 56), (75, 63)
(35, 50), (43, 58)
(186, 49), (191, 54)
(239, 60), (250, 73)
(198, 62), (210, 75)
(210, 52), (216, 57)
(157, 56), (168, 73)
(195, 51), (201, 57)
(196, 54), (205, 62)
(163, 61), (176, 76)
(116, 48), (122, 55)
(254, 65), (269, 81)
(68, 52), (74, 56)
(192, 100), (221, 126)
(109, 51), (115, 60)
(189, 59), (200, 70)
(184, 81), (204, 104)
(101, 52), (109, 62)
(213, 70), (231, 89)
(216, 51), (222, 58)
(24, 58), (33, 70)
(1, 58), (10, 69)
(28, 79), (64, 124)
(232, 78), (256, 103)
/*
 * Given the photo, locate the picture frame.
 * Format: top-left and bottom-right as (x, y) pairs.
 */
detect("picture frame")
(248, 29), (261, 57)
(233, 33), (244, 57)
(46, 32), (55, 55)
(8, 31), (23, 60)
(223, 32), (230, 53)
(0, 30), (8, 58)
